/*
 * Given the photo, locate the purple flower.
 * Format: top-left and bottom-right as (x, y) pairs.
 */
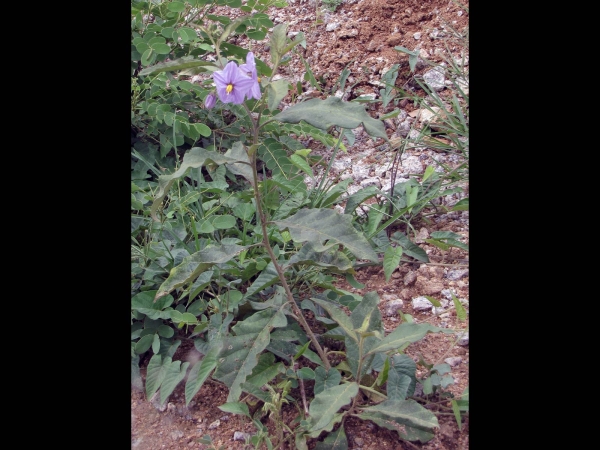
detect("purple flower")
(204, 93), (216, 109)
(239, 52), (261, 101)
(213, 61), (255, 104)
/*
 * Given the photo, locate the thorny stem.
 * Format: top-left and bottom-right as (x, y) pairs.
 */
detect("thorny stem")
(242, 103), (331, 370)
(297, 376), (309, 415)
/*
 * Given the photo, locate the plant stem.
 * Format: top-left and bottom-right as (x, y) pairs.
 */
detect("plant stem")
(242, 103), (331, 371)
(297, 376), (309, 415)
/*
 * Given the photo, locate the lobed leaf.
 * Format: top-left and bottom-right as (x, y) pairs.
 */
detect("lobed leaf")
(357, 399), (438, 440)
(306, 383), (358, 435)
(160, 360), (190, 404)
(212, 308), (287, 402)
(313, 366), (342, 395)
(275, 208), (378, 262)
(245, 352), (285, 387)
(386, 354), (417, 400)
(286, 241), (353, 273)
(366, 323), (452, 356)
(139, 56), (218, 76)
(185, 344), (222, 406)
(145, 354), (169, 401)
(274, 96), (388, 142)
(150, 146), (252, 221)
(155, 244), (249, 301)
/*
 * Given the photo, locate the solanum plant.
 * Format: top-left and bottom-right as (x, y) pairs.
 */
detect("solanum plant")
(131, 1), (467, 448)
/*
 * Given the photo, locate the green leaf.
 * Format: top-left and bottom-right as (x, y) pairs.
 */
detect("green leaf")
(387, 370), (413, 401)
(246, 353), (284, 387)
(217, 14), (248, 45)
(365, 323), (452, 356)
(178, 27), (197, 43)
(383, 246), (402, 282)
(223, 141), (254, 184)
(293, 341), (311, 360)
(161, 27), (174, 38)
(152, 334), (160, 353)
(185, 343), (222, 406)
(141, 48), (154, 66)
(287, 242), (353, 273)
(313, 366), (341, 395)
(212, 308), (287, 402)
(135, 41), (150, 54)
(424, 238), (450, 251)
(134, 334), (155, 354)
(192, 122), (211, 137)
(232, 203), (256, 221)
(451, 400), (463, 430)
(168, 2), (186, 12)
(257, 138), (297, 178)
(423, 296), (441, 307)
(151, 43), (171, 55)
(300, 347), (325, 367)
(155, 244), (248, 301)
(344, 272), (364, 289)
(240, 382), (271, 403)
(296, 433), (309, 450)
(422, 165), (435, 183)
(289, 154), (314, 178)
(390, 232), (429, 263)
(394, 46), (420, 73)
(146, 354), (169, 400)
(139, 56), (218, 76)
(131, 291), (174, 320)
(219, 402), (251, 418)
(344, 185), (380, 215)
(345, 292), (382, 378)
(297, 367), (315, 380)
(243, 261), (279, 298)
(451, 197), (469, 211)
(306, 382), (358, 435)
(405, 183), (418, 213)
(161, 360), (190, 404)
(310, 297), (357, 343)
(274, 208), (378, 262)
(314, 423), (348, 450)
(452, 293), (467, 322)
(275, 96), (388, 142)
(157, 325), (175, 338)
(269, 23), (288, 64)
(266, 78), (290, 110)
(422, 376), (433, 395)
(375, 357), (390, 386)
(151, 146), (252, 221)
(211, 215), (236, 229)
(357, 399), (438, 441)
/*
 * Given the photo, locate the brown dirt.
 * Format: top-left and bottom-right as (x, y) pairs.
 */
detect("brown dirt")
(132, 0), (469, 448)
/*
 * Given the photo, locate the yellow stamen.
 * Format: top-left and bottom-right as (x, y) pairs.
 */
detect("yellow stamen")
(257, 77), (261, 83)
(226, 83), (233, 94)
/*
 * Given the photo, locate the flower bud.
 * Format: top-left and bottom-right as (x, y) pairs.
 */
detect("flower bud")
(204, 93), (216, 109)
